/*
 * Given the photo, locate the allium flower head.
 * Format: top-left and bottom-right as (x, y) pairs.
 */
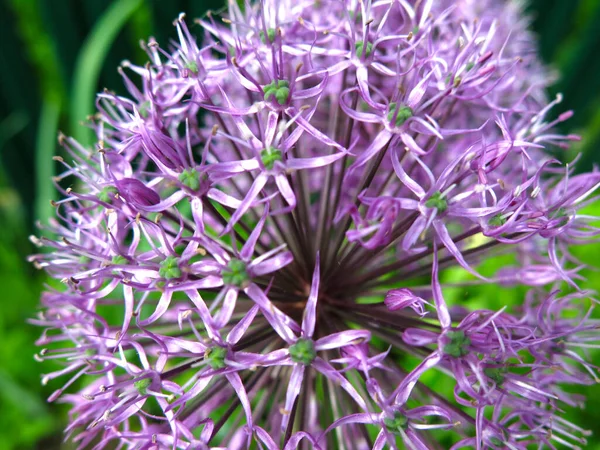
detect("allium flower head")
(30, 1), (600, 449)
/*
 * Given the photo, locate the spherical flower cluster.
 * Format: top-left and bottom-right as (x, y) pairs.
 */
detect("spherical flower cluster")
(30, 0), (600, 449)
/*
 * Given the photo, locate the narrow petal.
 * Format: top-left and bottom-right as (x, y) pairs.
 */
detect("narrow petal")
(351, 128), (392, 169)
(185, 289), (219, 340)
(401, 132), (427, 156)
(313, 358), (368, 411)
(207, 188), (242, 209)
(431, 243), (451, 329)
(251, 250), (294, 277)
(302, 255), (321, 337)
(281, 365), (305, 431)
(315, 330), (371, 351)
(293, 113), (347, 151)
(392, 150), (426, 198)
(357, 66), (380, 108)
(393, 352), (442, 406)
(254, 426), (279, 450)
(226, 372), (253, 428)
(245, 283), (298, 343)
(406, 72), (433, 109)
(285, 151), (346, 170)
(139, 290), (172, 326)
(227, 305), (259, 345)
(222, 173), (268, 235)
(275, 174), (296, 207)
(241, 205), (269, 260)
(120, 285), (134, 342)
(214, 287), (239, 328)
(433, 220), (488, 280)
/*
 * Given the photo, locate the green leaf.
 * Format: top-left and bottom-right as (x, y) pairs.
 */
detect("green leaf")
(35, 99), (61, 227)
(0, 111), (29, 151)
(70, 0), (143, 147)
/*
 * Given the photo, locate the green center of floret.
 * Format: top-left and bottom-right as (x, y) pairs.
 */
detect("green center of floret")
(387, 102), (413, 127)
(289, 338), (316, 366)
(263, 80), (290, 105)
(159, 256), (182, 280)
(178, 168), (201, 191)
(134, 377), (151, 395)
(425, 191), (448, 212)
(355, 40), (373, 58)
(384, 412), (409, 435)
(206, 346), (228, 370)
(97, 186), (117, 203)
(260, 147), (283, 170)
(488, 214), (506, 227)
(259, 28), (276, 44)
(484, 366), (508, 385)
(185, 61), (198, 74)
(443, 330), (471, 358)
(222, 259), (249, 287)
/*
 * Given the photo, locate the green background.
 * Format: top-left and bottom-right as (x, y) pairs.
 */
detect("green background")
(0, 0), (599, 448)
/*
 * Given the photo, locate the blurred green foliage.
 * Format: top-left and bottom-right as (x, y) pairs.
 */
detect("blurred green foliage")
(527, 0), (600, 169)
(0, 0), (599, 448)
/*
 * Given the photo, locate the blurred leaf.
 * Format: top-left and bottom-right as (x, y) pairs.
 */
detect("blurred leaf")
(0, 111), (29, 151)
(0, 232), (56, 449)
(127, 0), (154, 65)
(35, 99), (61, 228)
(70, 0), (143, 147)
(6, 0), (65, 105)
(0, 370), (48, 417)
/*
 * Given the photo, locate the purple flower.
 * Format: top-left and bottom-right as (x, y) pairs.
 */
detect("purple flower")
(30, 2), (600, 449)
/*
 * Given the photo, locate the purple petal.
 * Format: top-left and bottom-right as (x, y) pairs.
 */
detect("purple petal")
(351, 128), (392, 169)
(214, 287), (239, 328)
(116, 178), (160, 208)
(357, 66), (380, 108)
(275, 174), (296, 207)
(250, 248), (294, 277)
(226, 305), (259, 345)
(431, 243), (451, 329)
(406, 71), (433, 109)
(245, 283), (298, 343)
(313, 358), (368, 411)
(226, 373), (253, 427)
(302, 256), (320, 337)
(222, 173), (268, 235)
(285, 151), (346, 170)
(241, 205), (269, 260)
(384, 288), (428, 317)
(315, 330), (370, 351)
(433, 220), (487, 281)
(281, 365), (305, 431)
(393, 352), (442, 406)
(139, 290), (172, 326)
(253, 426), (279, 450)
(293, 113), (347, 151)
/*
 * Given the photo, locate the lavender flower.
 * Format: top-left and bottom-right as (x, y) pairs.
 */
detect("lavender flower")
(30, 1), (600, 448)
